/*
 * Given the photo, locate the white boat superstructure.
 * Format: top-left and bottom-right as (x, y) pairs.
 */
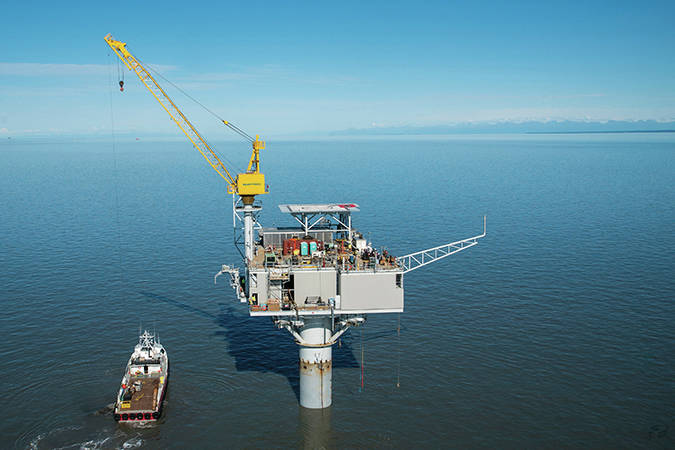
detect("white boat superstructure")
(113, 330), (169, 422)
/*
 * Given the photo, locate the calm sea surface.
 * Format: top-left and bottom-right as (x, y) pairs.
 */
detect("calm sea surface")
(1, 135), (673, 449)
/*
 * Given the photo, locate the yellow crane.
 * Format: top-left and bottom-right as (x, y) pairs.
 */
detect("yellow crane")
(104, 34), (267, 206)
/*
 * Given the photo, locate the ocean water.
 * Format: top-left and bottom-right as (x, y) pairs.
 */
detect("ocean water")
(1, 134), (673, 449)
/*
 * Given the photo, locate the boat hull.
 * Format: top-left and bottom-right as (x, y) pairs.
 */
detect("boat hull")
(113, 332), (169, 423)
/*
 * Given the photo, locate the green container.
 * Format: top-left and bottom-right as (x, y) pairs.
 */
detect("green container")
(309, 241), (317, 254)
(300, 241), (309, 256)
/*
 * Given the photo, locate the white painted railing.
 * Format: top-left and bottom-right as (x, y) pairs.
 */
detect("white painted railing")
(396, 216), (486, 273)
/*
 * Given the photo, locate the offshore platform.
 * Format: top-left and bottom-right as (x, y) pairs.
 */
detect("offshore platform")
(106, 35), (486, 409)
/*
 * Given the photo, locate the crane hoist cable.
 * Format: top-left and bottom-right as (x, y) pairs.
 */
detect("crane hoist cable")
(137, 58), (243, 173)
(115, 54), (125, 91)
(136, 59), (247, 172)
(142, 61), (256, 143)
(104, 34), (267, 204)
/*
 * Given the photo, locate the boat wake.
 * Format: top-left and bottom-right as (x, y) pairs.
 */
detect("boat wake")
(28, 425), (145, 450)
(94, 403), (116, 416)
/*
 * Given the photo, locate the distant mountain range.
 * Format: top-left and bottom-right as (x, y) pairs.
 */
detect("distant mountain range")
(331, 120), (675, 136)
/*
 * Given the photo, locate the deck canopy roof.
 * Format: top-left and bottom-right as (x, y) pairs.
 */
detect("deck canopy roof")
(277, 204), (359, 239)
(278, 203), (360, 214)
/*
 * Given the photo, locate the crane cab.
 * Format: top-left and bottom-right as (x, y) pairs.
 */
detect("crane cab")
(236, 173), (267, 196)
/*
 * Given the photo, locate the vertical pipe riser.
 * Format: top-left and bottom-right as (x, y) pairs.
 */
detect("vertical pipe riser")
(243, 209), (254, 262)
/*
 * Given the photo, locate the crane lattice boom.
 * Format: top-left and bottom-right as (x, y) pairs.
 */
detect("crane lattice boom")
(104, 34), (267, 201)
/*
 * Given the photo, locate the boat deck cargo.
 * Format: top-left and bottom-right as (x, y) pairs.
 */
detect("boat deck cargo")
(122, 376), (160, 411)
(114, 331), (169, 423)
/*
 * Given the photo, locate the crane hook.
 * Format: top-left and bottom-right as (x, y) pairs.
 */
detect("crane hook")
(119, 80), (124, 92)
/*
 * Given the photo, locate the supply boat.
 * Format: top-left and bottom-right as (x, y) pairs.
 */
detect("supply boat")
(113, 330), (168, 423)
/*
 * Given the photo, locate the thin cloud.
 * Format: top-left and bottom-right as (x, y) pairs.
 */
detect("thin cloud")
(168, 65), (359, 90)
(0, 62), (356, 90)
(0, 62), (176, 76)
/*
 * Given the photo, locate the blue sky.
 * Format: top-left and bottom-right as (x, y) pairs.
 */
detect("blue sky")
(0, 1), (674, 137)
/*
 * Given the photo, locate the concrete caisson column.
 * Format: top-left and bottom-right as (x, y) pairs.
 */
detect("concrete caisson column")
(298, 317), (333, 409)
